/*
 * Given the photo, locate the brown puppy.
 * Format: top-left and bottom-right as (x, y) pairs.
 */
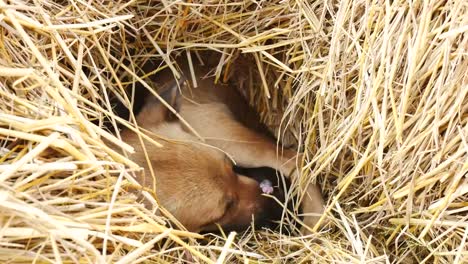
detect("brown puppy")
(117, 59), (324, 232)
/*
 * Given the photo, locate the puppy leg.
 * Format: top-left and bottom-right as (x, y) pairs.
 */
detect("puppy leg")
(180, 102), (325, 230)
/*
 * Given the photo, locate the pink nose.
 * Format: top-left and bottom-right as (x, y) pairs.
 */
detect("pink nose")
(260, 179), (274, 194)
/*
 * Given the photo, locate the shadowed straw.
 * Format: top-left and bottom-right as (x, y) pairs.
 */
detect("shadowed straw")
(0, 0), (467, 263)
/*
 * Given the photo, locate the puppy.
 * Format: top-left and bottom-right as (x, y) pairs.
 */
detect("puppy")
(115, 59), (324, 232)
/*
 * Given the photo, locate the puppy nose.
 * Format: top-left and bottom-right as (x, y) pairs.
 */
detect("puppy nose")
(259, 179), (274, 194)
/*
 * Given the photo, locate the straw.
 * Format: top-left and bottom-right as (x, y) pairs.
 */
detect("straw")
(0, 0), (466, 262)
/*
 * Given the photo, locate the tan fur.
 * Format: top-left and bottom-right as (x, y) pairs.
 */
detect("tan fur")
(118, 60), (325, 232)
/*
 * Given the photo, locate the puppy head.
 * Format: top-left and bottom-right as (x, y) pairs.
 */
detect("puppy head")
(141, 142), (277, 232)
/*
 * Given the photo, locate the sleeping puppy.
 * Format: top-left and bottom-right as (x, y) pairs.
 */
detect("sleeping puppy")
(115, 59), (324, 232)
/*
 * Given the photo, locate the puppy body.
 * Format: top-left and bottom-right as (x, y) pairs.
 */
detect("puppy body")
(118, 60), (324, 232)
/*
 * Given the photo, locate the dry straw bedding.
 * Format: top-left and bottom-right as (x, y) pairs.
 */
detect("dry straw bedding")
(0, 0), (467, 263)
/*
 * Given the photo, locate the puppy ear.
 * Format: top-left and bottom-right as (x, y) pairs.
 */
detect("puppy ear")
(157, 76), (185, 121)
(137, 75), (186, 125)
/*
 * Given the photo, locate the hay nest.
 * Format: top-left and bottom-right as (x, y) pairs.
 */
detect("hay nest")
(1, 0), (467, 263)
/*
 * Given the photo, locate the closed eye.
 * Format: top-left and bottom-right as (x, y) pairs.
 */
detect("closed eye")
(218, 196), (237, 220)
(199, 196), (238, 232)
(225, 197), (236, 212)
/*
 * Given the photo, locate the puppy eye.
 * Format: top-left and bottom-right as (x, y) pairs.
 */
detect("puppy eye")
(225, 197), (236, 211)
